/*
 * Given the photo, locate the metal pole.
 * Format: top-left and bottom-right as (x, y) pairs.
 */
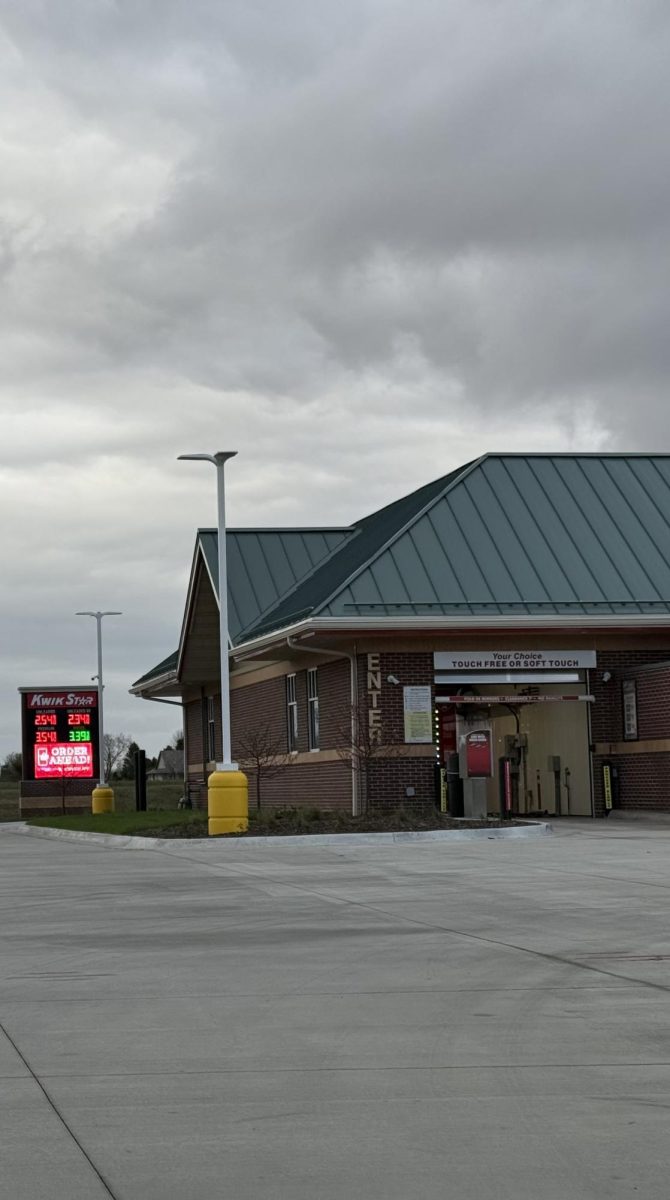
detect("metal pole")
(76, 610), (121, 804)
(96, 614), (105, 786)
(215, 460), (233, 768)
(177, 451), (248, 835)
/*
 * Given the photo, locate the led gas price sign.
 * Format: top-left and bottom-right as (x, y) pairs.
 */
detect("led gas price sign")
(20, 689), (99, 781)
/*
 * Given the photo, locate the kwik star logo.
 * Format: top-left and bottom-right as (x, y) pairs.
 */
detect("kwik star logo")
(27, 692), (97, 708)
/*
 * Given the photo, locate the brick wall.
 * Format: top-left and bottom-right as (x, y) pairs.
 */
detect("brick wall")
(20, 777), (96, 817)
(247, 759), (351, 812)
(632, 665), (670, 740)
(185, 698), (204, 767)
(317, 659), (351, 749)
(367, 757), (436, 812)
(358, 650), (437, 811)
(230, 675), (286, 753)
(590, 650), (670, 815)
(589, 649), (670, 742)
(227, 661), (352, 810)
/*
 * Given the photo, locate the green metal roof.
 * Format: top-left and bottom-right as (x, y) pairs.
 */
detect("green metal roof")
(199, 527), (353, 641)
(242, 454), (670, 637)
(134, 453), (670, 686)
(132, 527), (352, 690)
(244, 464), (473, 638)
(131, 649), (179, 689)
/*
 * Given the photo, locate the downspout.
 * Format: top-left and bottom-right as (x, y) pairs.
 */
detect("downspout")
(286, 635), (360, 816)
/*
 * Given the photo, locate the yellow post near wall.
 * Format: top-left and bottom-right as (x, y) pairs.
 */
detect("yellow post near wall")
(208, 769), (248, 836)
(92, 786), (114, 815)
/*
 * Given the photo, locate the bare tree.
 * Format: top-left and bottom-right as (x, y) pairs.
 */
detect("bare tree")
(334, 700), (403, 815)
(103, 733), (133, 780)
(1, 751), (22, 779)
(236, 723), (291, 811)
(170, 729), (184, 751)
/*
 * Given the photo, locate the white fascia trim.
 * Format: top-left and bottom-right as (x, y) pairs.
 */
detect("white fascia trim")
(129, 671), (179, 698)
(232, 612), (670, 658)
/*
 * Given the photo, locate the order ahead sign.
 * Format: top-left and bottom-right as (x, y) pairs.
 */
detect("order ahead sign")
(434, 650), (597, 670)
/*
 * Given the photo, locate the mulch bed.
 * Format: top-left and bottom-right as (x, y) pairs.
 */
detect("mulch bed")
(153, 808), (525, 839)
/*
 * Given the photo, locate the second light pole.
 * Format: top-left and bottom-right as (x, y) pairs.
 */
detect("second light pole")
(178, 451), (248, 835)
(76, 609), (122, 814)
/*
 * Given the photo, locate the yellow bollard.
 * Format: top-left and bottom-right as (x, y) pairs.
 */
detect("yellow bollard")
(208, 769), (248, 836)
(92, 786), (115, 815)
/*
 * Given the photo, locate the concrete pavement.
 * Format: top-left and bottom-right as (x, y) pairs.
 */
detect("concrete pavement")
(1, 820), (670, 1198)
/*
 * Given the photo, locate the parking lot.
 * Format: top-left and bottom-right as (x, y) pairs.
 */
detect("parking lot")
(2, 820), (670, 1199)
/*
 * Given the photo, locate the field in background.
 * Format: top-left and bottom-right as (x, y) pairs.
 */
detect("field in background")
(0, 780), (186, 822)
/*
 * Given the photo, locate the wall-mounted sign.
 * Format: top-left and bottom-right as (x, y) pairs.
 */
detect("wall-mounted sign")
(622, 680), (638, 741)
(403, 686), (433, 743)
(20, 687), (99, 782)
(434, 650), (597, 671)
(367, 653), (382, 744)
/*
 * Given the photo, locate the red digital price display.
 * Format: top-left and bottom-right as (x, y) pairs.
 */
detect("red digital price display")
(21, 689), (99, 782)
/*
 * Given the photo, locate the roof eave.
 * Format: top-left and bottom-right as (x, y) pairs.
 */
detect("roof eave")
(232, 612), (670, 659)
(129, 670), (180, 699)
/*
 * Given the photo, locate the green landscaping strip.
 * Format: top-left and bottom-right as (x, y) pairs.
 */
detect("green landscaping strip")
(27, 811), (207, 836)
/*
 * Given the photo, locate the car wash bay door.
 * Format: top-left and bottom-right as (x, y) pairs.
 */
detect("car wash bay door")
(434, 651), (595, 816)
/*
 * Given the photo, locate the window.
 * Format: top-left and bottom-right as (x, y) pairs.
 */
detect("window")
(286, 674), (298, 752)
(307, 668), (320, 750)
(207, 696), (216, 762)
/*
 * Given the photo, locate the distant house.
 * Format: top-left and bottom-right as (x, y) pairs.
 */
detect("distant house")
(147, 748), (184, 782)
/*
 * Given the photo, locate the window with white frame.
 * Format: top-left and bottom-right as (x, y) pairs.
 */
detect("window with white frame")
(307, 668), (319, 750)
(207, 696), (216, 762)
(286, 674), (298, 752)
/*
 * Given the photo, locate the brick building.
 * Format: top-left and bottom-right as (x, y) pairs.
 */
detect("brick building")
(132, 454), (670, 818)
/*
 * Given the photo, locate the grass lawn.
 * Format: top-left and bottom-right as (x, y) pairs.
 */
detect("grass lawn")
(27, 810), (206, 836)
(0, 779), (186, 822)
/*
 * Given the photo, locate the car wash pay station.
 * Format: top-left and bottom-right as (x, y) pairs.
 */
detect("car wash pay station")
(434, 650), (597, 819)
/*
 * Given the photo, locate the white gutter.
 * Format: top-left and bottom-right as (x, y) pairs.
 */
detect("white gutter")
(286, 635), (360, 817)
(234, 612), (670, 659)
(129, 671), (179, 698)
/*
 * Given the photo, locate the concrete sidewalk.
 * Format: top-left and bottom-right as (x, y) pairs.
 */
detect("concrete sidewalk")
(1, 820), (670, 1199)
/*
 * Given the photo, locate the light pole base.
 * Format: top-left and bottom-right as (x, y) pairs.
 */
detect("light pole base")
(208, 769), (248, 836)
(92, 786), (114, 815)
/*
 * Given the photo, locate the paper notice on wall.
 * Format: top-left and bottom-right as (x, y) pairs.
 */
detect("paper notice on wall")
(403, 686), (433, 743)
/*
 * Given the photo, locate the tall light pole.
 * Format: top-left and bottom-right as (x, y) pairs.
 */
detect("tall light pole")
(76, 610), (122, 812)
(178, 452), (248, 835)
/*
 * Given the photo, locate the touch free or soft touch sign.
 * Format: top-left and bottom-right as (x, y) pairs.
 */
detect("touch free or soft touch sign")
(434, 650), (597, 671)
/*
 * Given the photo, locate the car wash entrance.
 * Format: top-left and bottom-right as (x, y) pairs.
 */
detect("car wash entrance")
(434, 650), (595, 818)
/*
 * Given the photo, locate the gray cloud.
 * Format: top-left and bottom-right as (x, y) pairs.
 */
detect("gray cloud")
(1, 0), (669, 757)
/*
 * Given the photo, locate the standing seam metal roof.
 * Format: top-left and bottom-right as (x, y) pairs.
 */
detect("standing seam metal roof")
(242, 455), (670, 636)
(132, 454), (670, 687)
(199, 526), (353, 642)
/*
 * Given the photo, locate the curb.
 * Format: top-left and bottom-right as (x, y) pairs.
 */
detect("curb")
(4, 821), (552, 851)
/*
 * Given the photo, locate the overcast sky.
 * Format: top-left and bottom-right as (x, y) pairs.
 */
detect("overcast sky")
(2, 0), (670, 760)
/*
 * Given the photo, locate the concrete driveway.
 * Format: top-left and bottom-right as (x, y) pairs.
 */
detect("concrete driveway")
(1, 820), (669, 1199)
